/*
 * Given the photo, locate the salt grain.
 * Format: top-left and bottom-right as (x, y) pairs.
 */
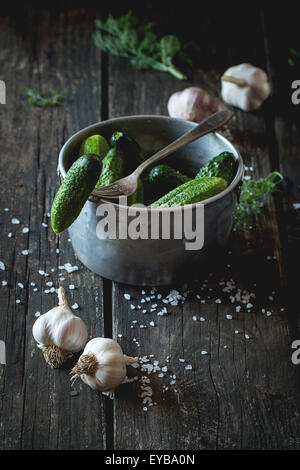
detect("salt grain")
(11, 218), (20, 225)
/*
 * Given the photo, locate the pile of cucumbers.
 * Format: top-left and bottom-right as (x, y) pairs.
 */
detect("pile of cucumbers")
(51, 131), (237, 234)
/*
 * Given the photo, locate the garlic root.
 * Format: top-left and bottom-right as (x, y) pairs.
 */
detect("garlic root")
(42, 344), (73, 369)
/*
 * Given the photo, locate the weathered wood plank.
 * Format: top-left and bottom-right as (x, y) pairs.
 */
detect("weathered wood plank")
(0, 8), (107, 450)
(108, 12), (300, 449)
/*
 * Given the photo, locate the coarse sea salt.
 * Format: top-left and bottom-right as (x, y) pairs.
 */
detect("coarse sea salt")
(124, 293), (131, 300)
(2, 281), (7, 286)
(11, 218), (20, 225)
(22, 227), (29, 234)
(0, 261), (5, 271)
(22, 250), (29, 256)
(8, 232), (12, 238)
(17, 282), (24, 289)
(59, 263), (79, 273)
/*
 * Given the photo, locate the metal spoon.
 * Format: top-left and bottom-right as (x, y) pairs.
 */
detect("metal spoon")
(92, 109), (233, 199)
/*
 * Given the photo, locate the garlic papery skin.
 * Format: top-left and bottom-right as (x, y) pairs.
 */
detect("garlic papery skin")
(221, 63), (271, 111)
(71, 338), (138, 393)
(168, 86), (225, 122)
(32, 287), (88, 368)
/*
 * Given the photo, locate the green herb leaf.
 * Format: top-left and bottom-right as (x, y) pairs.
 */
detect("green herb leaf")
(234, 172), (284, 228)
(19, 87), (67, 107)
(93, 12), (189, 80)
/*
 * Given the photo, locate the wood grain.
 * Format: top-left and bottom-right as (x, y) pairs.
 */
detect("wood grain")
(108, 13), (300, 450)
(0, 8), (107, 450)
(0, 6), (300, 450)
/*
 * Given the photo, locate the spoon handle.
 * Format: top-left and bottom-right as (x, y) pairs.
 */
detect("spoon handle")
(133, 109), (233, 178)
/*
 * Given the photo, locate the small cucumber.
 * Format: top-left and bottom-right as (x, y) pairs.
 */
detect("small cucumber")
(111, 131), (143, 175)
(128, 180), (144, 206)
(147, 164), (190, 198)
(51, 154), (102, 233)
(196, 151), (237, 184)
(149, 177), (227, 208)
(96, 146), (124, 188)
(79, 134), (109, 160)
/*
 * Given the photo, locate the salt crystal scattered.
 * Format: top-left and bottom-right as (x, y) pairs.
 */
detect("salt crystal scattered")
(226, 314), (233, 320)
(185, 364), (192, 370)
(2, 281), (7, 286)
(17, 282), (24, 289)
(35, 312), (41, 317)
(8, 232), (12, 238)
(0, 261), (5, 270)
(22, 250), (29, 256)
(16, 299), (21, 304)
(201, 350), (208, 355)
(22, 227), (29, 234)
(72, 303), (79, 309)
(56, 249), (60, 254)
(11, 218), (20, 225)
(69, 284), (75, 290)
(42, 223), (48, 228)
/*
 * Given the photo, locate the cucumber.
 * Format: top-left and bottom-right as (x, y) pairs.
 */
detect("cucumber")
(147, 164), (190, 198)
(79, 134), (109, 160)
(95, 146), (124, 188)
(51, 154), (102, 233)
(196, 151), (237, 184)
(149, 177), (227, 208)
(110, 131), (143, 175)
(128, 180), (144, 206)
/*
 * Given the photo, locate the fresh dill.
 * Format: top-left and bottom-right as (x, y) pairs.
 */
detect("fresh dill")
(234, 172), (284, 227)
(19, 87), (67, 107)
(93, 11), (190, 80)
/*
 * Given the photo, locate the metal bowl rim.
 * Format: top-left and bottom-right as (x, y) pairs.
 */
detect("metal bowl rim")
(58, 114), (244, 211)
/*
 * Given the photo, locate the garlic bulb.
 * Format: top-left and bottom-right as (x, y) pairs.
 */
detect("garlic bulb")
(71, 337), (138, 393)
(168, 86), (225, 122)
(221, 63), (271, 111)
(32, 287), (88, 368)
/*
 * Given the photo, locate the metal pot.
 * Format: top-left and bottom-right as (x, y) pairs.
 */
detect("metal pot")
(59, 115), (243, 286)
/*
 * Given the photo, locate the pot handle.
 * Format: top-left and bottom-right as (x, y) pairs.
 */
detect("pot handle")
(234, 180), (243, 203)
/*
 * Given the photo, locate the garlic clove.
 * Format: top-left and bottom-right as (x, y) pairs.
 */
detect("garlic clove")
(168, 86), (225, 123)
(221, 63), (271, 111)
(71, 338), (138, 394)
(32, 287), (88, 368)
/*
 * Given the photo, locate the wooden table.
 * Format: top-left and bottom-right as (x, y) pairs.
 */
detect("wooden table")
(0, 5), (300, 450)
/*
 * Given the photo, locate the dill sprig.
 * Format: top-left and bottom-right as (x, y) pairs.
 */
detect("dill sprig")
(19, 87), (67, 107)
(93, 11), (190, 80)
(234, 171), (284, 228)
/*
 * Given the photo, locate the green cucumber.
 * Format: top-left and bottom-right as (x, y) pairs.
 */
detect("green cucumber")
(196, 151), (237, 184)
(96, 146), (124, 188)
(79, 134), (109, 160)
(147, 164), (190, 198)
(128, 180), (144, 206)
(51, 154), (102, 233)
(110, 131), (143, 175)
(149, 177), (227, 208)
